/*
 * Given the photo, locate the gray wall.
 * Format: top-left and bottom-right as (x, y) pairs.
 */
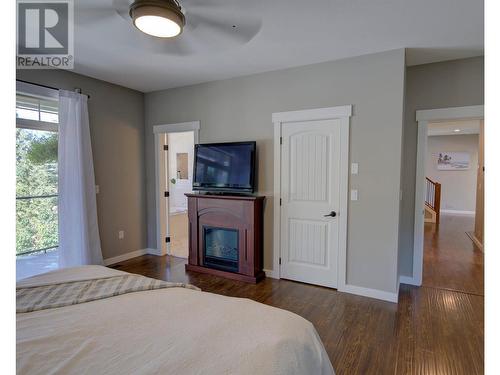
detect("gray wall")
(17, 69), (147, 260)
(398, 57), (484, 277)
(427, 134), (478, 212)
(145, 49), (406, 294)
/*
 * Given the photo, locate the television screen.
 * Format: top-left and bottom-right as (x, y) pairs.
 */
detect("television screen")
(193, 142), (256, 193)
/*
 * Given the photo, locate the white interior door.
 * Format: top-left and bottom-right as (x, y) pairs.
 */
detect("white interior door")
(156, 133), (170, 255)
(280, 119), (343, 288)
(164, 134), (171, 254)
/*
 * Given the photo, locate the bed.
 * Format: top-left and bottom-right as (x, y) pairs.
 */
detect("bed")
(17, 265), (334, 374)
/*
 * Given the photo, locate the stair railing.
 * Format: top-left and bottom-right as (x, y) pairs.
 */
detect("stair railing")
(425, 177), (441, 224)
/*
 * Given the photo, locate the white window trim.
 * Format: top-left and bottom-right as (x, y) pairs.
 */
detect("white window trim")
(16, 80), (59, 132)
(16, 80), (58, 100)
(16, 118), (58, 132)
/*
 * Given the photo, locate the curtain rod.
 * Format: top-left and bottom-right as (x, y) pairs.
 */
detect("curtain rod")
(16, 79), (90, 99)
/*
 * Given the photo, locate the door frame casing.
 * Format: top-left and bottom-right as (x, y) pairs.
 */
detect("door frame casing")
(272, 105), (351, 291)
(153, 121), (200, 256)
(411, 105), (484, 285)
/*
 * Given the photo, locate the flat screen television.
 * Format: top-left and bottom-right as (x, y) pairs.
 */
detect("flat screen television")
(193, 141), (256, 194)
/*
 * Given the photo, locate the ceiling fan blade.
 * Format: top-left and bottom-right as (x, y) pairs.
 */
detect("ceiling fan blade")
(164, 41), (196, 56)
(112, 0), (133, 21)
(75, 0), (131, 25)
(75, 9), (116, 26)
(187, 12), (262, 45)
(182, 0), (263, 12)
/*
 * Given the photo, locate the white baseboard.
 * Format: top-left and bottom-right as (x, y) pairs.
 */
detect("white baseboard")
(263, 270), (397, 302)
(470, 236), (484, 252)
(339, 284), (399, 303)
(399, 275), (420, 286)
(103, 248), (148, 266)
(441, 209), (475, 216)
(146, 248), (166, 256)
(263, 268), (279, 279)
(466, 232), (484, 252)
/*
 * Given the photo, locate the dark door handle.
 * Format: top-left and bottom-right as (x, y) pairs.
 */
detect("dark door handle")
(324, 211), (337, 217)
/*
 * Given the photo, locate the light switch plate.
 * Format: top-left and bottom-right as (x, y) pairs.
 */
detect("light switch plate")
(351, 163), (359, 175)
(95, 185), (100, 194)
(351, 189), (358, 201)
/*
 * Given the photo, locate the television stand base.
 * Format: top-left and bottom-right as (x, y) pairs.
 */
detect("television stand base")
(185, 264), (265, 284)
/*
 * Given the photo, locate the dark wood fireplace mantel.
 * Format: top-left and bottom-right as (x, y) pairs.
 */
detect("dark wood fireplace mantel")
(185, 193), (265, 283)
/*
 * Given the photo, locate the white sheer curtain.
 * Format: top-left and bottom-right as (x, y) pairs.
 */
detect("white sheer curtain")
(58, 90), (103, 267)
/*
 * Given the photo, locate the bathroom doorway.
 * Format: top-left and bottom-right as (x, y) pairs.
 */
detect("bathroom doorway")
(167, 131), (195, 258)
(153, 121), (200, 258)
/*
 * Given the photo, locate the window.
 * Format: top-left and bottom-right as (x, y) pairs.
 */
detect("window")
(16, 94), (59, 128)
(16, 92), (59, 259)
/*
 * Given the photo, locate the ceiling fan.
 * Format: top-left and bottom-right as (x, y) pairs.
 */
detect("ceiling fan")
(77, 0), (263, 56)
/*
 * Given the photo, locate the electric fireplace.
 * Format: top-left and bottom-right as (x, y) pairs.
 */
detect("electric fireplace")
(185, 193), (265, 283)
(203, 226), (239, 273)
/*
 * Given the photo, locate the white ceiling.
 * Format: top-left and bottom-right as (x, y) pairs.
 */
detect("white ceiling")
(428, 120), (481, 136)
(73, 0), (484, 92)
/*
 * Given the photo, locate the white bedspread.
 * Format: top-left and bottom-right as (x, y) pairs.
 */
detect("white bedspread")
(17, 266), (334, 375)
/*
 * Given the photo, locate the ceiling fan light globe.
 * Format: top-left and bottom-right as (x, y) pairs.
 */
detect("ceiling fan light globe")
(130, 1), (185, 38)
(134, 15), (181, 38)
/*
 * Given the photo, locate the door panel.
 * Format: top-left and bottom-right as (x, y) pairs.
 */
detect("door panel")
(288, 218), (328, 266)
(290, 133), (329, 202)
(281, 119), (342, 288)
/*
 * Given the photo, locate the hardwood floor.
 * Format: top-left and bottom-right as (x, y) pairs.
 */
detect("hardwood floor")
(423, 214), (483, 295)
(111, 214), (483, 374)
(169, 212), (188, 259)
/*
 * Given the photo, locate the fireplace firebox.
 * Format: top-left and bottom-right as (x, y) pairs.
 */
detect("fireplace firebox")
(203, 226), (239, 273)
(185, 193), (265, 283)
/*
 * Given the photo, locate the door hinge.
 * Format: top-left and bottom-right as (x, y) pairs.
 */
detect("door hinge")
(279, 198), (282, 206)
(163, 145), (168, 151)
(279, 257), (282, 265)
(164, 191), (169, 197)
(165, 236), (171, 243)
(280, 136), (283, 145)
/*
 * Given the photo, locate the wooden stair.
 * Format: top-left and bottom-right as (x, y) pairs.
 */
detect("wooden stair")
(424, 205), (438, 223)
(424, 177), (441, 224)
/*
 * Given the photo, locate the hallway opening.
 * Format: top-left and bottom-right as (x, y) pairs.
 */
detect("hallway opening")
(422, 118), (484, 294)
